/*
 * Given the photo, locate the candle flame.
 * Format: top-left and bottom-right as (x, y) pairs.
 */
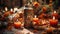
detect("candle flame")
(53, 16), (55, 20)
(10, 8), (13, 11)
(35, 15), (37, 18)
(54, 11), (56, 13)
(14, 21), (21, 24)
(5, 7), (8, 11)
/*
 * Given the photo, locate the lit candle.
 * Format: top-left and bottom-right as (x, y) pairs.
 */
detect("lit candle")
(5, 7), (8, 11)
(14, 21), (21, 29)
(54, 11), (56, 13)
(52, 11), (58, 18)
(10, 8), (13, 14)
(33, 15), (39, 25)
(10, 8), (13, 11)
(49, 16), (58, 27)
(33, 15), (38, 22)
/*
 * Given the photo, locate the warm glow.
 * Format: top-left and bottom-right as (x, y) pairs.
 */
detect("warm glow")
(35, 15), (37, 18)
(14, 21), (21, 25)
(10, 8), (13, 11)
(33, 15), (39, 23)
(54, 11), (56, 13)
(5, 7), (8, 11)
(53, 16), (55, 20)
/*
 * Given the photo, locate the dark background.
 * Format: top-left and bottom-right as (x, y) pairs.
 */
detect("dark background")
(0, 0), (60, 9)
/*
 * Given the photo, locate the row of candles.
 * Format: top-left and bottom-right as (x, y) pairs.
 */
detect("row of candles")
(33, 11), (58, 27)
(4, 7), (19, 13)
(2, 7), (24, 29)
(2, 7), (59, 29)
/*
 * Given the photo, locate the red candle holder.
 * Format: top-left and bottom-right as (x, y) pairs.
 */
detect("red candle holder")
(49, 17), (58, 27)
(33, 15), (39, 25)
(33, 18), (39, 23)
(14, 21), (21, 29)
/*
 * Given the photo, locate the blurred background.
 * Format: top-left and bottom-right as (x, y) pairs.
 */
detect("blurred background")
(0, 0), (60, 9)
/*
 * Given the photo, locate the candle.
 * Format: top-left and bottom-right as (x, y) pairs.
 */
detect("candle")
(49, 16), (58, 27)
(14, 21), (21, 29)
(5, 7), (8, 11)
(10, 8), (13, 11)
(10, 8), (14, 14)
(52, 11), (58, 18)
(33, 15), (39, 25)
(33, 15), (38, 22)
